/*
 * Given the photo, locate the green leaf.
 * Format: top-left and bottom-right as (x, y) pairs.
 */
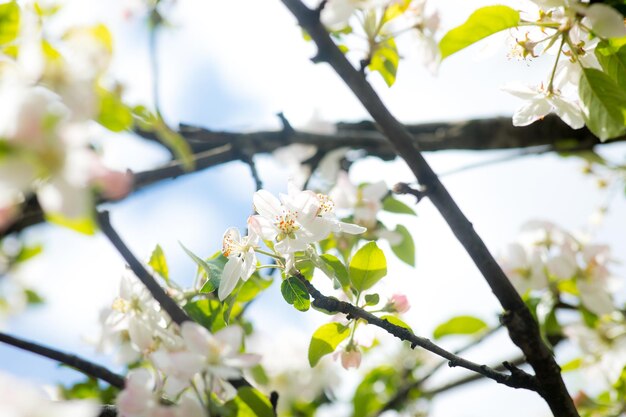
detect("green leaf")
(281, 277), (310, 312)
(46, 213), (96, 235)
(14, 244), (42, 263)
(364, 293), (380, 306)
(179, 243), (221, 294)
(184, 299), (226, 332)
(369, 37), (399, 87)
(0, 2), (20, 46)
(561, 357), (583, 372)
(230, 387), (274, 417)
(579, 67), (626, 140)
(320, 254), (350, 289)
(148, 244), (169, 282)
(132, 107), (194, 170)
(382, 0), (411, 23)
(382, 196), (416, 215)
(24, 289), (44, 305)
(439, 6), (520, 60)
(433, 315), (488, 339)
(308, 322), (350, 367)
(96, 87), (133, 132)
(390, 225), (415, 266)
(353, 366), (398, 417)
(380, 314), (412, 331)
(596, 41), (626, 91)
(349, 242), (387, 293)
(237, 275), (272, 303)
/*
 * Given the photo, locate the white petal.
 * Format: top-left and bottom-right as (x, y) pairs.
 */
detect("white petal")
(363, 181), (388, 201)
(181, 322), (212, 355)
(338, 221), (367, 235)
(501, 82), (541, 100)
(252, 190), (282, 219)
(218, 258), (243, 301)
(586, 4), (626, 39)
(578, 280), (615, 315)
(512, 99), (552, 126)
(214, 325), (243, 351)
(551, 96), (585, 129)
(36, 175), (93, 220)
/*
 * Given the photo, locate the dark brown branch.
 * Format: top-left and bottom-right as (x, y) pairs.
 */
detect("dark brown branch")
(279, 2), (578, 416)
(424, 355), (528, 397)
(297, 275), (537, 392)
(378, 324), (504, 414)
(96, 210), (191, 326)
(0, 332), (125, 389)
(1, 113), (611, 239)
(99, 405), (118, 417)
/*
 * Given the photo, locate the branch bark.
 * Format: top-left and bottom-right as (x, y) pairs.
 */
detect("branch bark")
(0, 332), (125, 389)
(279, 2), (578, 416)
(297, 275), (537, 392)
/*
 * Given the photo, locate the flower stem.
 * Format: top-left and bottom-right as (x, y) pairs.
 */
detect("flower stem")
(547, 35), (566, 93)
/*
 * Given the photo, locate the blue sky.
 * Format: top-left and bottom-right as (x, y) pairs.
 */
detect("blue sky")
(2, 1), (626, 416)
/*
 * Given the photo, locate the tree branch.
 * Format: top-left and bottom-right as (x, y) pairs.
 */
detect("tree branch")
(0, 332), (125, 389)
(378, 324), (504, 414)
(279, 2), (578, 416)
(96, 210), (191, 326)
(297, 275), (537, 392)
(424, 354), (528, 397)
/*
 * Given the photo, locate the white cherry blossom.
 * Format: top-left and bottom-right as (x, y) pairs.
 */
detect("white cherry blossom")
(0, 371), (98, 417)
(219, 226), (259, 300)
(501, 82), (584, 129)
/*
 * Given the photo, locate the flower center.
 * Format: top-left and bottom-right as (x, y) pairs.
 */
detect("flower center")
(275, 210), (299, 239)
(317, 193), (335, 215)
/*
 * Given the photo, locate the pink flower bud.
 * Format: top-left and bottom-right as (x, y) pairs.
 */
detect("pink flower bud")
(93, 169), (133, 200)
(390, 294), (410, 313)
(340, 348), (361, 370)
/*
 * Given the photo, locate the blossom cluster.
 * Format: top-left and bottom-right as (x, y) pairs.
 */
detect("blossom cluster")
(499, 220), (626, 385)
(499, 220), (616, 316)
(503, 0), (626, 131)
(0, 2), (135, 234)
(97, 272), (260, 417)
(0, 371), (99, 417)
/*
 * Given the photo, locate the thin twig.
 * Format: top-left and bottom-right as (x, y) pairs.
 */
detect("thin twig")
(377, 324), (503, 414)
(0, 332), (125, 389)
(279, 2), (578, 415)
(96, 210), (191, 326)
(424, 354), (528, 397)
(296, 274), (538, 392)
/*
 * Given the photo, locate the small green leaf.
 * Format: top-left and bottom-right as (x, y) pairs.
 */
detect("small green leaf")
(369, 37), (399, 87)
(231, 387), (274, 417)
(579, 67), (626, 140)
(561, 357), (583, 372)
(237, 275), (272, 303)
(433, 315), (488, 339)
(0, 2), (20, 46)
(380, 314), (412, 331)
(148, 244), (169, 282)
(596, 41), (626, 90)
(349, 242), (387, 293)
(382, 0), (411, 23)
(308, 322), (350, 367)
(46, 213), (96, 235)
(382, 196), (416, 215)
(24, 289), (44, 305)
(439, 6), (520, 60)
(390, 225), (415, 267)
(96, 87), (133, 132)
(320, 254), (350, 288)
(179, 243), (221, 293)
(184, 299), (226, 332)
(14, 244), (43, 263)
(281, 277), (310, 312)
(364, 293), (380, 306)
